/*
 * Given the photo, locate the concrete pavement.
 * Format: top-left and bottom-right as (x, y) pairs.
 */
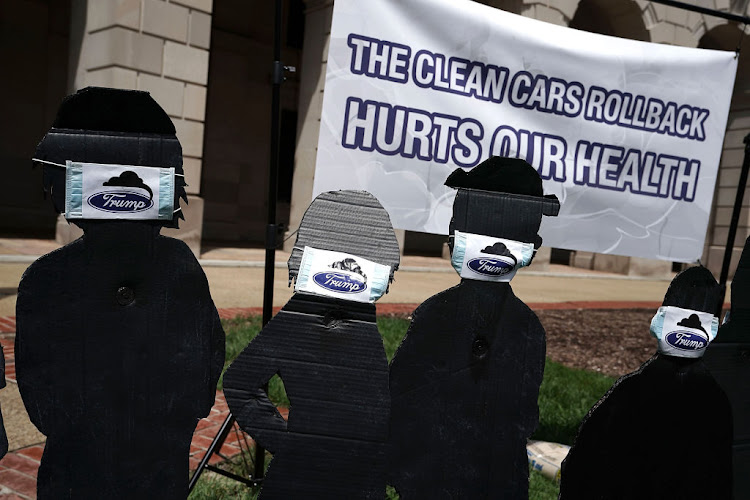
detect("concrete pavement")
(0, 238), (709, 317)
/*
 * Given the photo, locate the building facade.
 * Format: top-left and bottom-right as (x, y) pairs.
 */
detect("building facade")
(1, 0), (748, 276)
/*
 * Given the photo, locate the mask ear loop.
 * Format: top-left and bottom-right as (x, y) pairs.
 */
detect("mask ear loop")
(31, 158), (185, 177)
(33, 159), (185, 218)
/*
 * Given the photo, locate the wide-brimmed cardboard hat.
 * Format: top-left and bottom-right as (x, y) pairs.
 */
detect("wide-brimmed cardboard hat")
(445, 156), (560, 246)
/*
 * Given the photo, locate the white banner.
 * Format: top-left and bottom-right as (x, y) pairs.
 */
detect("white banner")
(312, 0), (738, 262)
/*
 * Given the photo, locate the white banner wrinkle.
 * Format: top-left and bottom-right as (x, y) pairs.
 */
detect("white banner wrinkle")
(313, 0), (737, 262)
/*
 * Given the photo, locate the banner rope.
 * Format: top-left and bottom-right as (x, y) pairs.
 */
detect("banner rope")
(735, 23), (747, 58)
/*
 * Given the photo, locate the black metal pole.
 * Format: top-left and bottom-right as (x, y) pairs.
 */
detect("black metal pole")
(649, 0), (750, 24)
(188, 0), (285, 492)
(719, 133), (750, 288)
(255, 0), (285, 482)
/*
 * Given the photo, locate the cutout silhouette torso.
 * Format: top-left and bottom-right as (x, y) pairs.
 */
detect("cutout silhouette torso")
(16, 223), (225, 499)
(224, 293), (389, 499)
(559, 354), (732, 500)
(388, 280), (545, 498)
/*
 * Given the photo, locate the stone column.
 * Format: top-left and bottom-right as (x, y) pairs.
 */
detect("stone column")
(59, 0), (213, 256)
(284, 0), (334, 251)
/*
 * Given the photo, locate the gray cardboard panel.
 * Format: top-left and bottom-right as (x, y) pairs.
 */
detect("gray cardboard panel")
(288, 191), (400, 285)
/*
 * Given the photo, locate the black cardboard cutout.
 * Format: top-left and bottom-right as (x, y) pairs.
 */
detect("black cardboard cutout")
(560, 266), (733, 500)
(35, 87), (187, 229)
(704, 236), (750, 500)
(388, 157), (559, 498)
(224, 190), (400, 499)
(16, 87), (225, 499)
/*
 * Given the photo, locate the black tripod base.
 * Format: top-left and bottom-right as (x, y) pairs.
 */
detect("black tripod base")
(188, 413), (261, 492)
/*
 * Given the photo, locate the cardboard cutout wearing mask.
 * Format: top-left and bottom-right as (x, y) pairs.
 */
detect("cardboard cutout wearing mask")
(388, 157), (559, 499)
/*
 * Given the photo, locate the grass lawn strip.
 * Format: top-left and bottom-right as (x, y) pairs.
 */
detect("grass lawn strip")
(192, 314), (615, 499)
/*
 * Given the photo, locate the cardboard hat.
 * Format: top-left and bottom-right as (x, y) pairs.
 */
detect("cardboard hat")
(34, 87), (187, 228)
(446, 156), (560, 247)
(288, 190), (401, 287)
(662, 266), (723, 315)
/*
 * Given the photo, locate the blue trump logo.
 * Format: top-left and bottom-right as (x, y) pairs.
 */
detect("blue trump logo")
(467, 257), (515, 276)
(313, 272), (367, 294)
(665, 330), (707, 351)
(87, 191), (153, 213)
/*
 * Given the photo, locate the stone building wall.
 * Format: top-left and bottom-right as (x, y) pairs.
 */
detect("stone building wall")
(58, 0), (214, 255)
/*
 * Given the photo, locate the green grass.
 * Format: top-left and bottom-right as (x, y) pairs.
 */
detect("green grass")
(196, 314), (615, 499)
(534, 359), (615, 445)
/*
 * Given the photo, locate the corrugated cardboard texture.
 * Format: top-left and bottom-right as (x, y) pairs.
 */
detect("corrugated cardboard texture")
(288, 190), (401, 286)
(561, 267), (733, 500)
(225, 190), (399, 498)
(224, 293), (390, 499)
(449, 189), (559, 249)
(705, 236), (750, 500)
(388, 280), (545, 498)
(15, 88), (224, 499)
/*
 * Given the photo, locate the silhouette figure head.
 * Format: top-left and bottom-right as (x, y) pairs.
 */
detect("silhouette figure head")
(445, 156), (560, 253)
(34, 87), (187, 229)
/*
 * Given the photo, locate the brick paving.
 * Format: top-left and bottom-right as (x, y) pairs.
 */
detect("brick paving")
(0, 391), (256, 499)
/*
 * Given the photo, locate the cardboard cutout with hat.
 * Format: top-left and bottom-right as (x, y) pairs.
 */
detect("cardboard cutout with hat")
(15, 87), (225, 499)
(223, 190), (400, 499)
(387, 156), (560, 498)
(559, 266), (733, 499)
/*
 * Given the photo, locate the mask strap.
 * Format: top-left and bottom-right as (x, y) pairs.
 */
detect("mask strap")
(32, 158), (185, 176)
(33, 158), (66, 168)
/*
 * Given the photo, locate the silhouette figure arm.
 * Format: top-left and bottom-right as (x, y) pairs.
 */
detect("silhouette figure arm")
(223, 330), (288, 454)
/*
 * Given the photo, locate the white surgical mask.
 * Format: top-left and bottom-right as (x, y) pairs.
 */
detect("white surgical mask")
(295, 246), (391, 303)
(650, 306), (719, 358)
(451, 230), (534, 282)
(65, 161), (175, 220)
